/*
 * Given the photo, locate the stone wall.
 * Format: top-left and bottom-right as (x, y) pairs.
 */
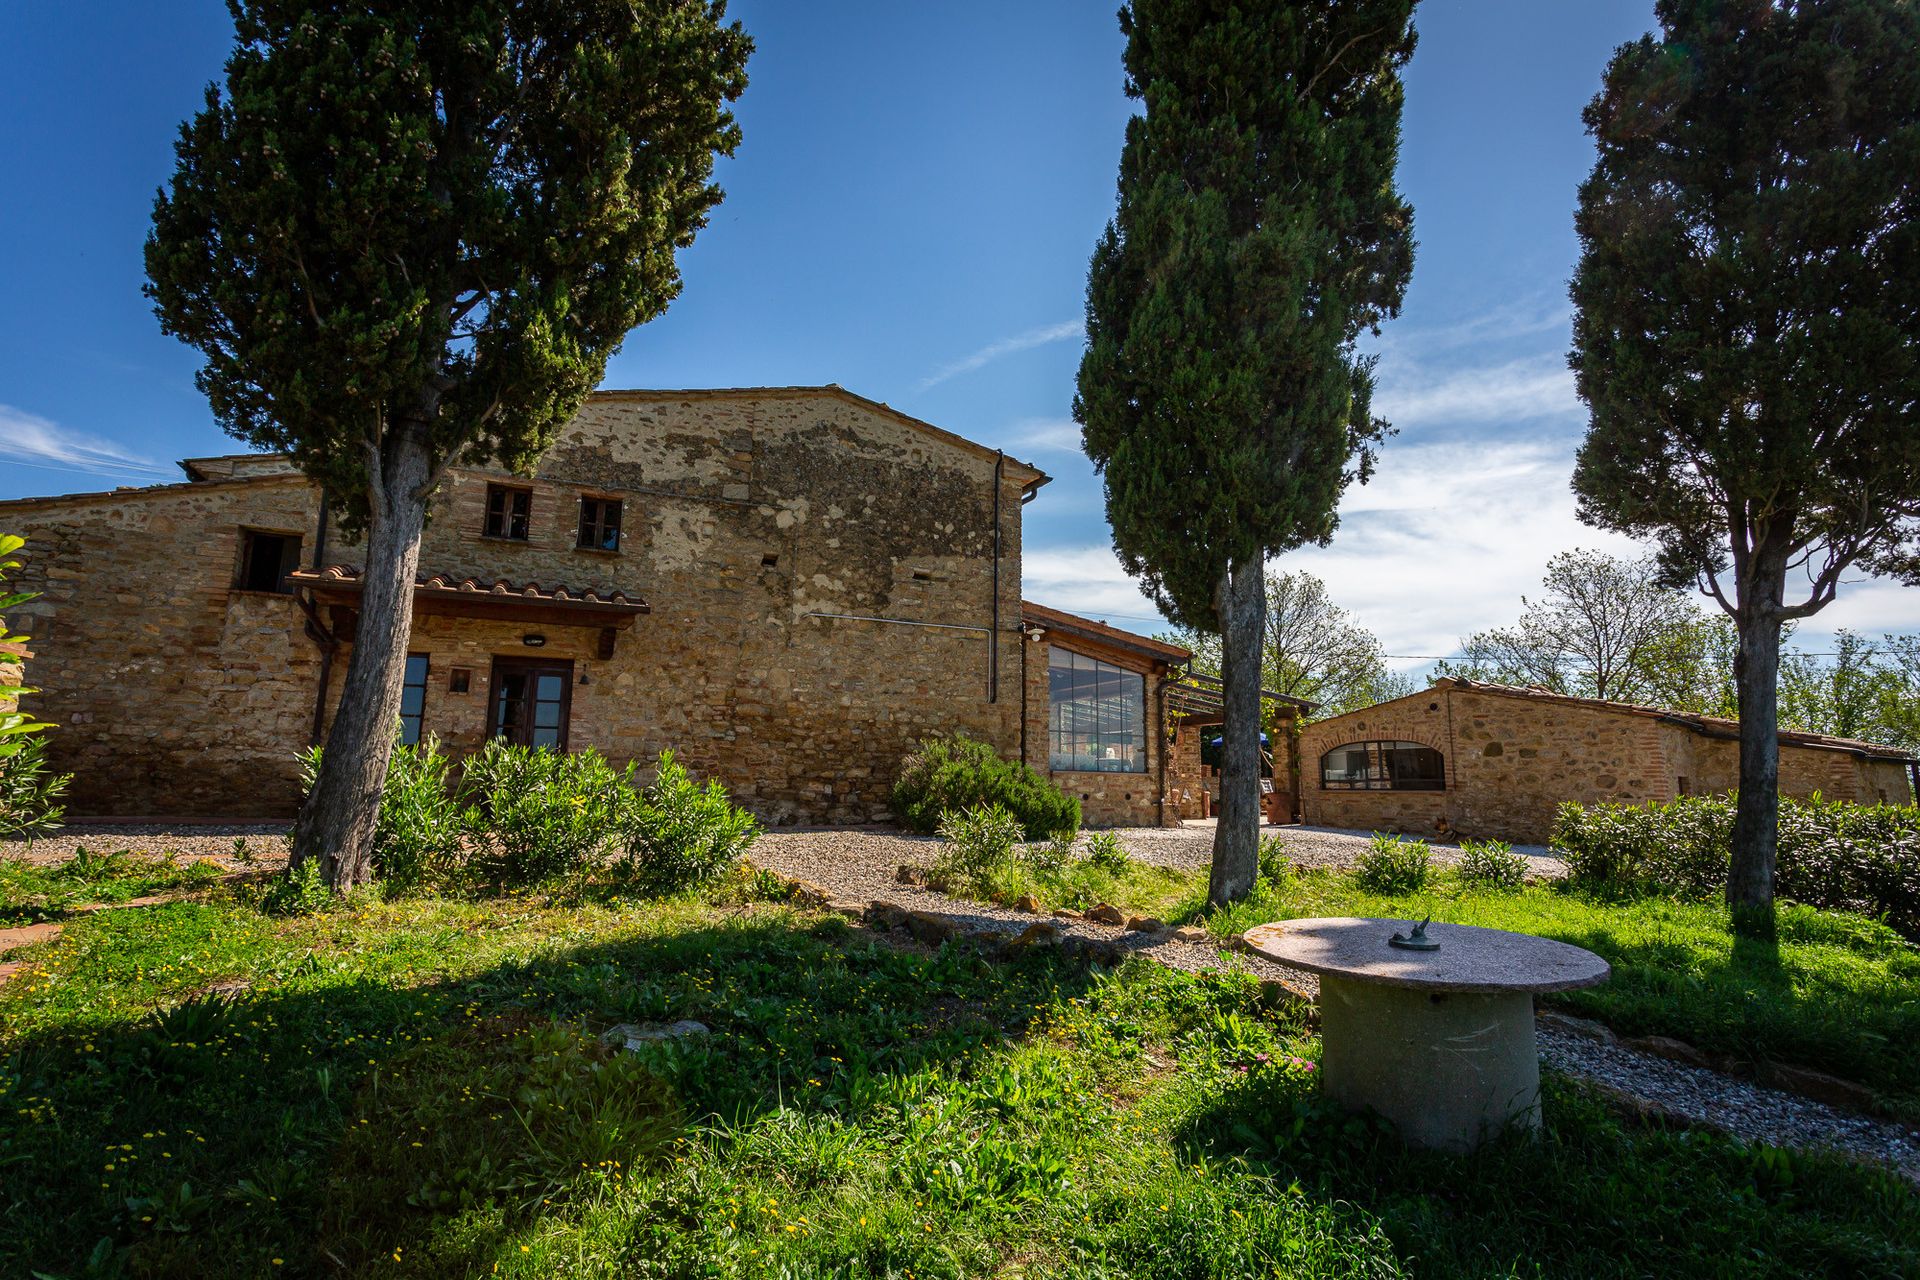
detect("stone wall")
(3, 389), (1041, 823)
(3, 476), (324, 816)
(1017, 631), (1176, 828)
(1299, 683), (1914, 845)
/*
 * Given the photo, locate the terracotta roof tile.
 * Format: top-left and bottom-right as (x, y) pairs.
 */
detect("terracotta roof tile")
(289, 564), (646, 612)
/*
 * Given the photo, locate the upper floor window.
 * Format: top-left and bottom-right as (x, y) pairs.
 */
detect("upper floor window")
(1321, 740), (1445, 791)
(1048, 647), (1146, 773)
(484, 484), (532, 540)
(235, 529), (302, 593)
(577, 497), (622, 552)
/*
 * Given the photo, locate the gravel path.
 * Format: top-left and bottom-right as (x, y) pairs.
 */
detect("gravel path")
(1115, 822), (1567, 880)
(0, 823), (291, 869)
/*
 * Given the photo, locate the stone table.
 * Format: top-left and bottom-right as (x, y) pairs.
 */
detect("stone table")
(1243, 917), (1610, 1153)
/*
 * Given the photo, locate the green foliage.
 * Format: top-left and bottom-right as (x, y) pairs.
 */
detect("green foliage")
(890, 733), (1079, 840)
(0, 736), (68, 842)
(1553, 793), (1920, 938)
(1455, 839), (1528, 892)
(0, 534), (53, 760)
(932, 803), (1027, 896)
(260, 857), (333, 917)
(1023, 830), (1075, 876)
(458, 741), (630, 888)
(143, 1), (753, 536)
(1352, 833), (1431, 895)
(303, 734), (466, 892)
(3, 890), (1914, 1277)
(0, 846), (226, 925)
(1074, 3), (1417, 629)
(1084, 829), (1131, 875)
(614, 750), (761, 895)
(1257, 833), (1293, 888)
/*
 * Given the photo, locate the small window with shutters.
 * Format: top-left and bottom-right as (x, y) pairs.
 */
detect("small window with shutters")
(483, 485), (532, 540)
(577, 497), (622, 552)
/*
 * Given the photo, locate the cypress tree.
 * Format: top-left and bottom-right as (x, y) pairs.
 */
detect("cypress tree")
(1075, 0), (1418, 904)
(1570, 0), (1920, 936)
(146, 1), (751, 888)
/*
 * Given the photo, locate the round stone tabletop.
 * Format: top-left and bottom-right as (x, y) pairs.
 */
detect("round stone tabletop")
(1242, 917), (1610, 995)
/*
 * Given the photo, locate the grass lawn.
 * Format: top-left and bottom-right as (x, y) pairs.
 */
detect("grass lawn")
(0, 848), (234, 925)
(1, 869), (1916, 1278)
(969, 844), (1920, 1120)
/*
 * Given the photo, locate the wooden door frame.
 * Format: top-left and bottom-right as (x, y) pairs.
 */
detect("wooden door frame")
(487, 655), (576, 749)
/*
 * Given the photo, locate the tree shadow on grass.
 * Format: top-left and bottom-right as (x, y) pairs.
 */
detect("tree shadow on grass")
(1171, 1061), (1920, 1279)
(0, 908), (1096, 1279)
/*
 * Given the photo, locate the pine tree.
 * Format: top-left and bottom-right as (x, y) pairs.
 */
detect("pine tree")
(1570, 0), (1920, 936)
(146, 1), (751, 888)
(1075, 0), (1417, 905)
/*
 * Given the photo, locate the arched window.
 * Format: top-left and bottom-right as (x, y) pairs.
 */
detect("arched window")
(1321, 740), (1444, 791)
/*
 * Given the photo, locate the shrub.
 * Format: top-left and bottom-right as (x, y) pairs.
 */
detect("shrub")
(1084, 830), (1130, 875)
(260, 857), (333, 917)
(1554, 792), (1920, 937)
(459, 740), (629, 887)
(1353, 833), (1431, 895)
(299, 735), (465, 892)
(891, 734), (1079, 840)
(934, 803), (1026, 895)
(616, 750), (761, 895)
(1023, 831), (1075, 875)
(1456, 838), (1528, 891)
(0, 736), (69, 843)
(1257, 834), (1292, 888)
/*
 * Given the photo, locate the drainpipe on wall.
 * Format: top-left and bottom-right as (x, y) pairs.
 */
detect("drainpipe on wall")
(988, 450), (1003, 705)
(300, 492), (337, 747)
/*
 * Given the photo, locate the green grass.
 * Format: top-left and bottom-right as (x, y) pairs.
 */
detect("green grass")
(0, 847), (232, 924)
(1, 874), (1916, 1278)
(976, 842), (1920, 1118)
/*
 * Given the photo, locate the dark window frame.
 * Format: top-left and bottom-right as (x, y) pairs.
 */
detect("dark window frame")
(1046, 646), (1148, 774)
(399, 653), (430, 746)
(488, 656), (574, 750)
(577, 496), (623, 552)
(483, 484), (533, 541)
(1319, 740), (1446, 791)
(234, 529), (303, 594)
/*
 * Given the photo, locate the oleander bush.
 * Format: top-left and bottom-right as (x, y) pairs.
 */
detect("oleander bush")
(1084, 829), (1131, 874)
(932, 802), (1026, 896)
(0, 736), (69, 843)
(1353, 832), (1431, 895)
(458, 740), (631, 887)
(1552, 793), (1920, 938)
(891, 733), (1080, 840)
(614, 749), (761, 894)
(1257, 833), (1292, 888)
(1456, 838), (1528, 891)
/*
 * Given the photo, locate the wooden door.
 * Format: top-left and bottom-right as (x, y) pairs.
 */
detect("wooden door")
(489, 657), (573, 749)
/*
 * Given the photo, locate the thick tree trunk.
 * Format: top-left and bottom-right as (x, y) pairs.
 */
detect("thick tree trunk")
(1728, 578), (1785, 939)
(1209, 558), (1266, 908)
(288, 424), (435, 889)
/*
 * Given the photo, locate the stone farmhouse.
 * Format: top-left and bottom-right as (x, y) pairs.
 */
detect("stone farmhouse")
(2, 386), (1196, 828)
(1292, 677), (1917, 845)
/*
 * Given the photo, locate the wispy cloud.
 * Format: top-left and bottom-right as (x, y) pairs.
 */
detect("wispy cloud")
(1005, 417), (1086, 454)
(1374, 353), (1581, 429)
(0, 405), (172, 482)
(919, 320), (1083, 389)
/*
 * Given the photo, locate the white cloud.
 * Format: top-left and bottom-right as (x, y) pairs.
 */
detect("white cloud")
(1005, 417), (1086, 454)
(919, 320), (1083, 389)
(0, 405), (172, 481)
(1020, 545), (1167, 626)
(1374, 353), (1581, 429)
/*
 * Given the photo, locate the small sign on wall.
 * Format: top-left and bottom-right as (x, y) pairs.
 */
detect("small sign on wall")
(1259, 778), (1275, 795)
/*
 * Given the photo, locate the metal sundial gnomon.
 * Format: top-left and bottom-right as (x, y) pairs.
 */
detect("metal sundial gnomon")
(1388, 917), (1439, 951)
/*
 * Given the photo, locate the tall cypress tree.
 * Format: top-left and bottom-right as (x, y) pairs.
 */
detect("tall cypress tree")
(146, 1), (751, 888)
(1570, 0), (1920, 936)
(1076, 0), (1417, 905)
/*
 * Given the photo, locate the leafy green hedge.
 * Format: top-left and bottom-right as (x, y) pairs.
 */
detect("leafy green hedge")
(890, 733), (1079, 840)
(1552, 793), (1920, 938)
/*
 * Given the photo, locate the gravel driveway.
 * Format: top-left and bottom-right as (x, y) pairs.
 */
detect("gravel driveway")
(1115, 822), (1567, 879)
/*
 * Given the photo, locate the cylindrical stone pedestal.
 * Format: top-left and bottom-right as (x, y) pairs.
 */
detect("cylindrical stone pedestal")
(1318, 975), (1540, 1153)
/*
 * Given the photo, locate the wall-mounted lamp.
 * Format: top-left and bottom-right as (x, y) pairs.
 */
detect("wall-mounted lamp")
(578, 670), (591, 687)
(1024, 626), (1046, 642)
(522, 633), (547, 648)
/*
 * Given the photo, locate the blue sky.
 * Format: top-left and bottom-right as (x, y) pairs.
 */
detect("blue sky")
(1, 1), (1910, 663)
